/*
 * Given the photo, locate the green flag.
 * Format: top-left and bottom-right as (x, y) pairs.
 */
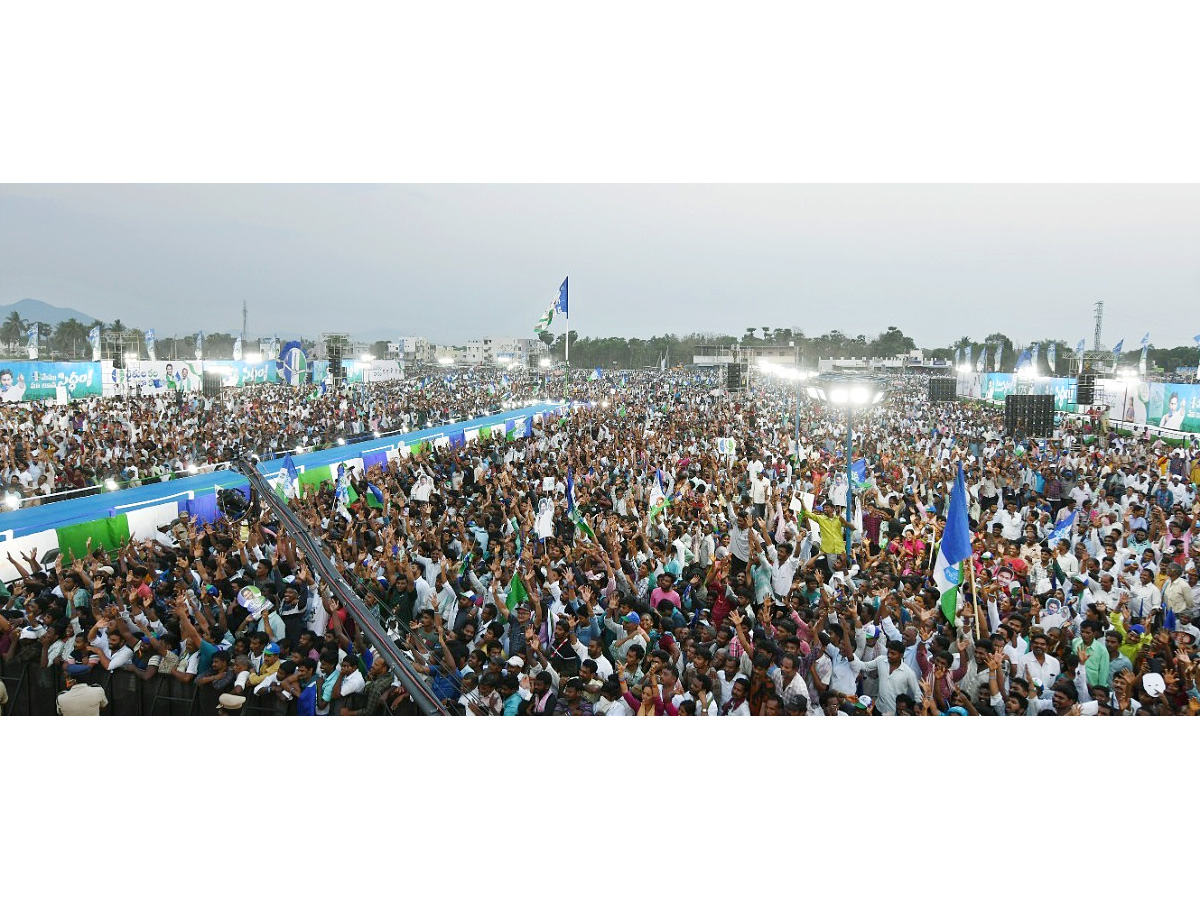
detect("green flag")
(569, 507), (596, 542)
(58, 515), (131, 562)
(506, 571), (529, 612)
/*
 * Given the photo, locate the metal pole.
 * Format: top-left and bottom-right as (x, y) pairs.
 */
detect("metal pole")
(793, 380), (801, 456)
(844, 404), (854, 555)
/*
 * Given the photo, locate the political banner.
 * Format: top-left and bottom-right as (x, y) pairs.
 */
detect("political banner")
(105, 360), (201, 395)
(205, 360), (275, 387)
(0, 360), (103, 402)
(363, 360), (403, 383)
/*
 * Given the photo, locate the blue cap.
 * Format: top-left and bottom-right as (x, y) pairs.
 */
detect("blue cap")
(264, 642), (281, 656)
(621, 612), (641, 625)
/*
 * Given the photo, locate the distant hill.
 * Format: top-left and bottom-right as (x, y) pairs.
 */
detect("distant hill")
(0, 298), (101, 326)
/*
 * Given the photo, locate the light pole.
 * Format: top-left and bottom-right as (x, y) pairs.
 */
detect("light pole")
(805, 375), (886, 553)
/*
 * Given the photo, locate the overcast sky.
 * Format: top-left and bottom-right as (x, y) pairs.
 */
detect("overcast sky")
(1, 184), (1197, 348)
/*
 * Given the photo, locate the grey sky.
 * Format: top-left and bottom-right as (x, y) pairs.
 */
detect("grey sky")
(1, 184), (1197, 348)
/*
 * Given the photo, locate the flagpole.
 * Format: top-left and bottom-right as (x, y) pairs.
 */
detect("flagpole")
(968, 536), (981, 640)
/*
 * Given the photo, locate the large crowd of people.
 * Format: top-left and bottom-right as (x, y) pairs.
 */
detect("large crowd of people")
(1, 366), (1198, 716)
(0, 368), (554, 502)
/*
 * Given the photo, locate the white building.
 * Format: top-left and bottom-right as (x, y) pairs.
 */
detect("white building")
(397, 336), (434, 365)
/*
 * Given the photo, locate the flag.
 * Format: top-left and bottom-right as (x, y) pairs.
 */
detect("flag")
(993, 344), (1002, 372)
(1075, 339), (1085, 356)
(555, 277), (568, 317)
(534, 304), (555, 333)
(1047, 343), (1057, 371)
(1015, 347), (1032, 370)
(933, 462), (972, 624)
(566, 467), (596, 542)
(1193, 334), (1200, 345)
(88, 325), (101, 361)
(648, 471), (669, 521)
(233, 337), (243, 360)
(977, 346), (986, 372)
(195, 331), (204, 358)
(146, 328), (157, 361)
(26, 323), (38, 359)
(274, 453), (300, 499)
(505, 570), (529, 612)
(458, 550), (473, 578)
(1030, 343), (1040, 370)
(850, 458), (867, 488)
(1140, 332), (1150, 346)
(1047, 510), (1076, 546)
(1112, 339), (1124, 355)
(589, 367), (601, 381)
(366, 482), (384, 508)
(964, 346), (973, 369)
(1139, 341), (1148, 375)
(954, 347), (961, 366)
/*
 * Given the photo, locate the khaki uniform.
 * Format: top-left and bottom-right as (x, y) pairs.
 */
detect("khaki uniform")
(57, 683), (108, 716)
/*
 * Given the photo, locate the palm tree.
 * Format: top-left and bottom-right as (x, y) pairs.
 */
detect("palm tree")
(0, 311), (26, 354)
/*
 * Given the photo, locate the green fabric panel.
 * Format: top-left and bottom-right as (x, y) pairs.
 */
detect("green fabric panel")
(479, 426), (491, 440)
(58, 515), (131, 563)
(299, 464), (332, 488)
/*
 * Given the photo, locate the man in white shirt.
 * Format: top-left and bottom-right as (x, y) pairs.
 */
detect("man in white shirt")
(1017, 633), (1061, 687)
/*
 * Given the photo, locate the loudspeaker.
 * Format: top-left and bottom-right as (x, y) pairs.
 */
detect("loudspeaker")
(1076, 373), (1096, 406)
(112, 355), (123, 370)
(725, 362), (748, 392)
(329, 346), (344, 383)
(928, 377), (957, 402)
(1004, 394), (1054, 437)
(202, 372), (223, 398)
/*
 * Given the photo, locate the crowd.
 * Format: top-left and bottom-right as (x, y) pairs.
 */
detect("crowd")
(0, 369), (554, 503)
(2, 366), (1199, 716)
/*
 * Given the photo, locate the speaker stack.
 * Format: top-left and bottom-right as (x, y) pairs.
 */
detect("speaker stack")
(329, 344), (344, 384)
(927, 377), (957, 402)
(1004, 394), (1054, 437)
(725, 362), (748, 392)
(201, 372), (223, 398)
(1076, 373), (1096, 406)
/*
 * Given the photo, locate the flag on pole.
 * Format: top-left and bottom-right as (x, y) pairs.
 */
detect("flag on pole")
(26, 323), (38, 359)
(195, 331), (204, 359)
(1047, 343), (1057, 372)
(993, 344), (1002, 372)
(1047, 511), (1076, 546)
(933, 462), (972, 624)
(534, 304), (554, 333)
(565, 467), (596, 542)
(233, 336), (243, 361)
(1140, 332), (1150, 346)
(146, 328), (157, 361)
(977, 346), (986, 372)
(366, 482), (385, 508)
(505, 570), (529, 612)
(850, 458), (868, 488)
(1015, 346), (1032, 371)
(589, 367), (601, 381)
(1075, 339), (1085, 356)
(1112, 339), (1124, 355)
(555, 277), (568, 316)
(1030, 342), (1040, 370)
(275, 452), (300, 499)
(89, 325), (101, 361)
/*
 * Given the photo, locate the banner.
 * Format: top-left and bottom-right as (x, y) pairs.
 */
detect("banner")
(204, 360), (275, 387)
(278, 340), (307, 386)
(363, 360), (403, 383)
(104, 360), (201, 395)
(146, 328), (157, 361)
(0, 360), (102, 402)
